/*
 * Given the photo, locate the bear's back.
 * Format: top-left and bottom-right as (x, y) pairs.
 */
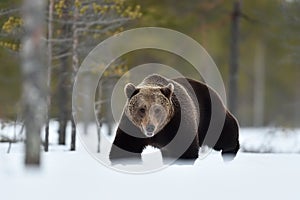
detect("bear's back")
(139, 74), (170, 87)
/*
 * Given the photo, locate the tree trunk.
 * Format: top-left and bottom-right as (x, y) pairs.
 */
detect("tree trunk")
(57, 53), (68, 145)
(294, 71), (300, 127)
(70, 118), (76, 151)
(21, 0), (46, 166)
(96, 80), (103, 153)
(45, 0), (54, 152)
(228, 0), (242, 115)
(56, 0), (73, 145)
(253, 41), (265, 127)
(70, 4), (79, 151)
(104, 77), (117, 136)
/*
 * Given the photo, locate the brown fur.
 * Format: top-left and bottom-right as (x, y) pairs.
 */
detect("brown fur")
(109, 74), (239, 164)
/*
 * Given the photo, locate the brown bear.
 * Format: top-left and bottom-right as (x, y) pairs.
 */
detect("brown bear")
(109, 74), (239, 164)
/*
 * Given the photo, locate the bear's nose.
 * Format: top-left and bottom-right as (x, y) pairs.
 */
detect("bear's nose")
(146, 124), (155, 133)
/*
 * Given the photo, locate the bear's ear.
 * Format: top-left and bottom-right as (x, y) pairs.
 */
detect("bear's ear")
(124, 83), (139, 99)
(160, 83), (174, 98)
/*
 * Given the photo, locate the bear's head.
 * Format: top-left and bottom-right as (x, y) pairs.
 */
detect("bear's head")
(124, 83), (175, 137)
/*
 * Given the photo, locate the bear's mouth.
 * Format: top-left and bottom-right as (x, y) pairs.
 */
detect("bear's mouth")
(143, 124), (156, 137)
(142, 127), (155, 137)
(145, 132), (154, 137)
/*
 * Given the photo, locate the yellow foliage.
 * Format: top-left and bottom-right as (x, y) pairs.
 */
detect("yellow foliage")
(120, 4), (142, 19)
(111, 27), (124, 35)
(0, 40), (20, 52)
(54, 0), (66, 18)
(2, 17), (23, 34)
(79, 5), (89, 15)
(75, 0), (81, 8)
(92, 3), (109, 14)
(54, 0), (142, 21)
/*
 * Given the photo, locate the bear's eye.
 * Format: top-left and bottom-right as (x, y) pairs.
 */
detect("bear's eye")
(154, 108), (161, 114)
(139, 108), (146, 114)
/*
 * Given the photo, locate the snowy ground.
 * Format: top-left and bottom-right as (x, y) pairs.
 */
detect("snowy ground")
(240, 127), (300, 153)
(1, 122), (300, 200)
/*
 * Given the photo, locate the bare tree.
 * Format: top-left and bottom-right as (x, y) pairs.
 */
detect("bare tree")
(21, 0), (46, 165)
(1, 0), (141, 152)
(52, 0), (140, 150)
(70, 3), (79, 151)
(228, 0), (242, 115)
(56, 1), (72, 146)
(44, 0), (54, 152)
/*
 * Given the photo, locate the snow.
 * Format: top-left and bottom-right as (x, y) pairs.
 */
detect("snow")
(240, 127), (300, 153)
(1, 122), (300, 200)
(1, 148), (299, 200)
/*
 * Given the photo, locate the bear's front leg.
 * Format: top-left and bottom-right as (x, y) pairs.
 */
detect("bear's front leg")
(161, 138), (199, 165)
(109, 128), (145, 165)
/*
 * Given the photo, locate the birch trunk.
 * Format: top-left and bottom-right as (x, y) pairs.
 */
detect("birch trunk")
(70, 5), (79, 151)
(21, 0), (46, 165)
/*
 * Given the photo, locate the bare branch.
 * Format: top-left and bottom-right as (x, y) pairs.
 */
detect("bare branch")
(0, 8), (21, 16)
(52, 52), (72, 60)
(46, 38), (73, 43)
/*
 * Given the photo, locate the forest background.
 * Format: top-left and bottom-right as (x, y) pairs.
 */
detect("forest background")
(0, 0), (299, 129)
